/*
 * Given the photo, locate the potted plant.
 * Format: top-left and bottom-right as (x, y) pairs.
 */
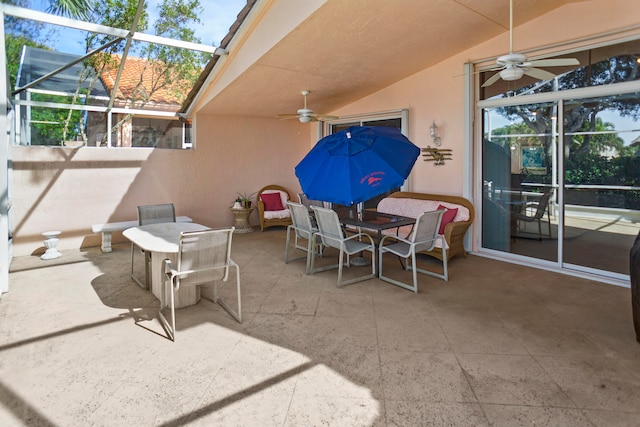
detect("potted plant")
(236, 191), (256, 209)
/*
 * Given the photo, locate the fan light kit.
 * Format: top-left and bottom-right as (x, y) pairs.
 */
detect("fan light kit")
(277, 90), (338, 123)
(500, 67), (525, 81)
(482, 0), (579, 87)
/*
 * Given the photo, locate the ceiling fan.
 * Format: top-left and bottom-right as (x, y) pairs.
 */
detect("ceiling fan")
(482, 0), (580, 87)
(277, 90), (338, 123)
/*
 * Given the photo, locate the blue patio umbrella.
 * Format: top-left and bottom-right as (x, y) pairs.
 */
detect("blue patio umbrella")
(295, 126), (420, 206)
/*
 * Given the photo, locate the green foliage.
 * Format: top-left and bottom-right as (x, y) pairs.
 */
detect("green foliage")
(29, 93), (84, 145)
(5, 34), (48, 90)
(565, 151), (640, 186)
(47, 0), (94, 20)
(142, 0), (210, 103)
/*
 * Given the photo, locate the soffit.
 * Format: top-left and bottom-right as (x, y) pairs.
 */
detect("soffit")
(197, 0), (582, 118)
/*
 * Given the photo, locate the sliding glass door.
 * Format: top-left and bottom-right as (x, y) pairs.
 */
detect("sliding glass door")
(562, 94), (640, 276)
(477, 38), (640, 281)
(482, 101), (558, 263)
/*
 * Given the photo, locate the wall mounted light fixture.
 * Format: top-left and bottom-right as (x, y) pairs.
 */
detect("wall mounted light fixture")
(429, 121), (441, 146)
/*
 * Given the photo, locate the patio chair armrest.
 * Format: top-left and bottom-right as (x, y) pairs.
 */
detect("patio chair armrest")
(379, 234), (410, 246)
(162, 258), (180, 290)
(344, 232), (375, 245)
(413, 234), (444, 248)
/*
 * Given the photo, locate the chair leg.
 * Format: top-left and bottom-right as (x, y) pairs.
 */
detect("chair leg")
(413, 246), (448, 282)
(410, 252), (418, 293)
(158, 276), (175, 341)
(284, 226), (292, 263)
(537, 220), (542, 241)
(337, 247), (375, 288)
(130, 243), (148, 290)
(305, 236), (314, 274)
(211, 263), (242, 323)
(337, 250), (346, 287)
(379, 251), (419, 292)
(285, 226), (313, 271)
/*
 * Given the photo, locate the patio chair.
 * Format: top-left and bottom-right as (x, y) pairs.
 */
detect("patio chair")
(298, 193), (325, 210)
(159, 228), (241, 341)
(257, 185), (293, 231)
(131, 203), (176, 289)
(515, 191), (552, 241)
(379, 209), (447, 293)
(285, 202), (323, 274)
(311, 206), (375, 287)
(297, 193), (324, 228)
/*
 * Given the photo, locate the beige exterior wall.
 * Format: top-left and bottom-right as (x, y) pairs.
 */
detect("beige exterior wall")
(9, 0), (639, 257)
(10, 117), (308, 256)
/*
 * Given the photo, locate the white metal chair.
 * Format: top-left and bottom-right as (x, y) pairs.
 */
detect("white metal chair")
(311, 206), (375, 287)
(285, 202), (323, 274)
(298, 193), (325, 210)
(131, 203), (176, 289)
(379, 209), (448, 293)
(159, 228), (241, 341)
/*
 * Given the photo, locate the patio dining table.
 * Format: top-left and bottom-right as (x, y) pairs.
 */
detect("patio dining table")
(335, 208), (416, 277)
(334, 208), (416, 243)
(334, 208), (416, 274)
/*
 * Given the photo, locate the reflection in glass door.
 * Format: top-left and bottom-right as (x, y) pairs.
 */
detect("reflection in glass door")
(482, 102), (559, 263)
(562, 94), (640, 276)
(481, 94), (640, 279)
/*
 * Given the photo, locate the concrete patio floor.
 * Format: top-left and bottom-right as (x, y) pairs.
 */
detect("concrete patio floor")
(3, 228), (640, 426)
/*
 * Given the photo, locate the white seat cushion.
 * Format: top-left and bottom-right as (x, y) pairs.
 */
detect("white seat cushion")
(264, 209), (291, 220)
(377, 197), (470, 222)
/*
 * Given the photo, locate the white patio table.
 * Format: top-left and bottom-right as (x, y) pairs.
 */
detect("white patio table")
(123, 222), (210, 308)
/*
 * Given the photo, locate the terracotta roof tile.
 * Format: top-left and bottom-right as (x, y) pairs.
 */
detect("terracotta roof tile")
(99, 55), (193, 110)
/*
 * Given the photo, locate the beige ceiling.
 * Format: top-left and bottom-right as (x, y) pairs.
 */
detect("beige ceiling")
(197, 0), (582, 119)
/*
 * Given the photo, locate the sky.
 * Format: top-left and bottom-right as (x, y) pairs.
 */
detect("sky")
(28, 0), (247, 55)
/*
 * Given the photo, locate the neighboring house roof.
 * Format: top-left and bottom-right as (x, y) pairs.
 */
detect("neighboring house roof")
(14, 46), (190, 113)
(100, 54), (187, 112)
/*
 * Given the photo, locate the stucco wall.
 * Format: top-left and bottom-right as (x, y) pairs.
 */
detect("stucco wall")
(330, 0), (640, 200)
(10, 116), (308, 256)
(9, 0), (638, 258)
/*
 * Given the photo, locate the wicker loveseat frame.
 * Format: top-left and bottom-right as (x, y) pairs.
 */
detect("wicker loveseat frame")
(383, 191), (475, 262)
(257, 185), (294, 231)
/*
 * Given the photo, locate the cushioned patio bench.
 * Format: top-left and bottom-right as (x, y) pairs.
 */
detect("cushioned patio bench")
(92, 216), (192, 253)
(376, 191), (474, 262)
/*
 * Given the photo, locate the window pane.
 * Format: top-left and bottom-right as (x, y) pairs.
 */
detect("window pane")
(563, 93), (640, 274)
(480, 39), (640, 100)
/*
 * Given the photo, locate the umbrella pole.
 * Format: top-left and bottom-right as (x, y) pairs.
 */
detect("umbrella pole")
(351, 202), (372, 267)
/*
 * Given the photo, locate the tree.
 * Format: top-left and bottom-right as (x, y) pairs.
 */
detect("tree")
(570, 116), (624, 156)
(494, 53), (640, 158)
(73, 0), (208, 146)
(46, 0), (94, 20)
(5, 0), (95, 144)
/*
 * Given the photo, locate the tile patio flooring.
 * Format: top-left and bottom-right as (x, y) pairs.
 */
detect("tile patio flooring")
(2, 228), (640, 426)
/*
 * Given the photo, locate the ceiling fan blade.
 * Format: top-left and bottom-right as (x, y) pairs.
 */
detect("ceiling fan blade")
(277, 114), (300, 120)
(524, 67), (557, 81)
(527, 58), (580, 67)
(481, 71), (503, 87)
